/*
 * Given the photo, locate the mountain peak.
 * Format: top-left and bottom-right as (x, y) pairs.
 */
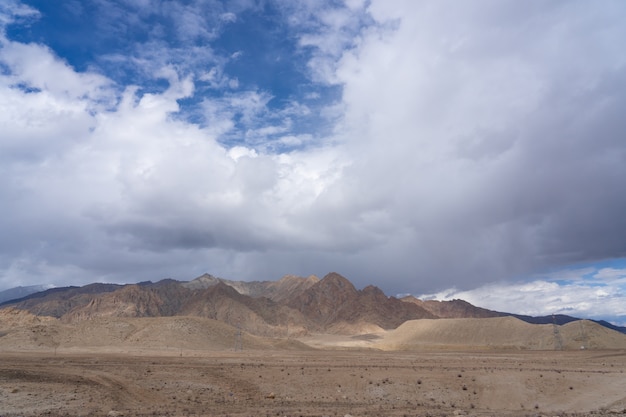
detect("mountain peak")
(318, 272), (357, 293)
(287, 273), (359, 326)
(362, 285), (386, 296)
(182, 273), (221, 290)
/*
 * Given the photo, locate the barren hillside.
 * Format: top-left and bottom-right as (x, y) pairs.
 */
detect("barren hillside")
(402, 296), (504, 318)
(0, 308), (309, 353)
(375, 317), (626, 350)
(2, 272), (625, 351)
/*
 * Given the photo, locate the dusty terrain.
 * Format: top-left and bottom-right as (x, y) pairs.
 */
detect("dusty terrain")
(1, 284), (626, 416)
(1, 348), (626, 417)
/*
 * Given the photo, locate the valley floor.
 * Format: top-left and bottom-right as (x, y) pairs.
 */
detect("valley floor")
(1, 348), (626, 417)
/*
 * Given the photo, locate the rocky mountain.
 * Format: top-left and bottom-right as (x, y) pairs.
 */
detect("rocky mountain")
(3, 273), (433, 335)
(289, 273), (436, 332)
(181, 273), (319, 302)
(401, 296), (505, 319)
(2, 283), (123, 318)
(2, 272), (624, 336)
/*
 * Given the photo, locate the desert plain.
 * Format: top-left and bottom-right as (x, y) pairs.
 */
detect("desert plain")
(2, 347), (626, 417)
(1, 314), (626, 417)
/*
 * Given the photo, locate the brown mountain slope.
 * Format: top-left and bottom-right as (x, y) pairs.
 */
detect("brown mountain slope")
(289, 272), (359, 326)
(55, 279), (315, 337)
(61, 280), (190, 322)
(8, 283), (122, 318)
(5, 272), (621, 342)
(4, 273), (519, 337)
(254, 274), (320, 303)
(289, 272), (436, 331)
(22, 272), (437, 335)
(179, 282), (307, 337)
(401, 296), (504, 318)
(182, 273), (319, 302)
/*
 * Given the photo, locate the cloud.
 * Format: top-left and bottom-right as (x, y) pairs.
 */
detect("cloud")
(322, 0), (626, 290)
(419, 265), (626, 325)
(275, 0), (370, 85)
(1, 0), (626, 309)
(0, 18), (347, 288)
(0, 0), (39, 27)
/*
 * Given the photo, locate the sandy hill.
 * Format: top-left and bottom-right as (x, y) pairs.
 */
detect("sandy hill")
(0, 308), (309, 353)
(0, 307), (57, 328)
(375, 316), (626, 351)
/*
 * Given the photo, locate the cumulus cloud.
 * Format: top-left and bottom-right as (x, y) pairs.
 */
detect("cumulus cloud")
(1, 0), (626, 316)
(0, 15), (344, 287)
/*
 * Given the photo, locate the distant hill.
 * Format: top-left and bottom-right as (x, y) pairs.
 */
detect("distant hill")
(0, 284), (55, 304)
(0, 283), (123, 317)
(401, 298), (626, 335)
(375, 317), (626, 350)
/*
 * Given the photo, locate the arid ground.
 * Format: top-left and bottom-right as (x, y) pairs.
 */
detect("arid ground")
(1, 299), (626, 416)
(2, 348), (626, 417)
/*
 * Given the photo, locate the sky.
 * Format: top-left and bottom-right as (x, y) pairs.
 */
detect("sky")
(1, 0), (626, 325)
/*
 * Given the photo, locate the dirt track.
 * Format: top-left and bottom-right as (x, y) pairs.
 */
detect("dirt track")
(2, 349), (626, 416)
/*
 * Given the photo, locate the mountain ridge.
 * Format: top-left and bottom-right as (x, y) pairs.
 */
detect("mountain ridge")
(1, 272), (624, 336)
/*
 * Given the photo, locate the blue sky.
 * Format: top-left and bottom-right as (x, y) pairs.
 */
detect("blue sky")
(1, 0), (626, 325)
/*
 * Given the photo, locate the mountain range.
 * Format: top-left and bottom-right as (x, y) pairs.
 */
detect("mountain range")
(0, 284), (55, 304)
(2, 272), (624, 337)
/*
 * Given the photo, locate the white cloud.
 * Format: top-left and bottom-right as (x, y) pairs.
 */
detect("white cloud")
(0, 36), (115, 165)
(594, 268), (626, 280)
(274, 0), (369, 85)
(0, 25), (350, 287)
(220, 12), (236, 23)
(0, 0), (39, 26)
(1, 39), (114, 102)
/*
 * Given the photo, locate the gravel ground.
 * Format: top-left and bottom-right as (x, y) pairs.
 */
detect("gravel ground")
(1, 349), (626, 416)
